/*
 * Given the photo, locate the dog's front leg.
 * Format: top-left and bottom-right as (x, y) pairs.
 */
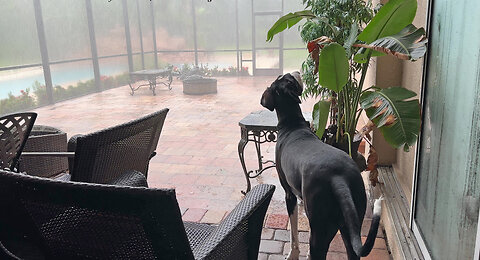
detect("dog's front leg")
(286, 193), (300, 260)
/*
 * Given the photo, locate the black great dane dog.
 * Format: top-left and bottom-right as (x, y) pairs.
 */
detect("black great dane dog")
(260, 72), (382, 260)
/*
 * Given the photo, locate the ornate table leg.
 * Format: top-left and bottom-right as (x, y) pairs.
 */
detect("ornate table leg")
(238, 127), (278, 194)
(253, 131), (263, 171)
(150, 77), (157, 96)
(167, 74), (173, 90)
(238, 127), (250, 194)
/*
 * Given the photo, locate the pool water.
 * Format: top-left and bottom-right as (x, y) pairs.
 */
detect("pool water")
(0, 61), (128, 99)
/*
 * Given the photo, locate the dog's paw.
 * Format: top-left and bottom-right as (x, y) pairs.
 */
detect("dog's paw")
(286, 248), (300, 260)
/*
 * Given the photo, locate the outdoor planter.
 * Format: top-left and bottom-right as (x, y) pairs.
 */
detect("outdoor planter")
(322, 125), (367, 171)
(18, 125), (68, 178)
(182, 75), (217, 95)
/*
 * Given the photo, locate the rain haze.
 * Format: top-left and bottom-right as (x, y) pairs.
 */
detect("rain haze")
(0, 0), (306, 105)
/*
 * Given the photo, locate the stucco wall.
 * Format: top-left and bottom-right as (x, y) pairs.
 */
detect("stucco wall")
(392, 0), (428, 206)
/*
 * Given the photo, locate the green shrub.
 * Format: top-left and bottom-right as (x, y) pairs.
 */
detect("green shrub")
(0, 89), (36, 115)
(175, 63), (250, 78)
(0, 72), (131, 116)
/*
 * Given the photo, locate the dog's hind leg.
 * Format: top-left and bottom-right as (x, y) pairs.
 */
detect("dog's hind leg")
(339, 226), (360, 260)
(307, 220), (337, 260)
(304, 192), (338, 260)
(285, 191), (300, 260)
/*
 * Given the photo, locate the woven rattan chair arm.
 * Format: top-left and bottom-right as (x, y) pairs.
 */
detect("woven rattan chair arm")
(67, 134), (82, 174)
(149, 151), (157, 160)
(67, 134), (82, 152)
(0, 241), (20, 260)
(108, 170), (149, 188)
(193, 184), (275, 260)
(20, 152), (75, 157)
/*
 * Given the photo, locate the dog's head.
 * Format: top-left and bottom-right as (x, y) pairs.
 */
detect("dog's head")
(261, 71), (304, 111)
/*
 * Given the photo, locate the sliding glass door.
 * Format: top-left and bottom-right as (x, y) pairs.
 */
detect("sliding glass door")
(413, 0), (480, 259)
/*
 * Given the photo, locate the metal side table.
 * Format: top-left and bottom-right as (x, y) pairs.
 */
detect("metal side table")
(129, 69), (173, 95)
(238, 110), (312, 194)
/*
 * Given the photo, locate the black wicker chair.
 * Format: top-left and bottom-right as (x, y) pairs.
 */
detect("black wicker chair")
(66, 108), (169, 184)
(0, 169), (274, 260)
(0, 112), (37, 171)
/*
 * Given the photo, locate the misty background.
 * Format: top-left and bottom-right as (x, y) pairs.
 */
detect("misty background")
(0, 0), (307, 100)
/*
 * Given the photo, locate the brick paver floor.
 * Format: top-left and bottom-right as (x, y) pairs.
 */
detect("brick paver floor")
(33, 76), (391, 259)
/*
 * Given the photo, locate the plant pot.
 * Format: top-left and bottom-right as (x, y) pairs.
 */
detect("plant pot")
(183, 77), (217, 95)
(333, 139), (367, 171)
(322, 125), (367, 171)
(18, 125), (68, 178)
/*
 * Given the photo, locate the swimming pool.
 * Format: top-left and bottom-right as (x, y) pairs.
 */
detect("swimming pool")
(0, 61), (128, 99)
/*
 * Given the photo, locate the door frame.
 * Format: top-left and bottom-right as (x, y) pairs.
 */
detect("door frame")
(408, 0), (434, 258)
(475, 206), (480, 260)
(251, 0), (284, 76)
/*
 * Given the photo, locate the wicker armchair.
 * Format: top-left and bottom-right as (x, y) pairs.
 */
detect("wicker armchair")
(68, 109), (168, 184)
(48, 108), (168, 184)
(0, 169), (275, 260)
(0, 112), (37, 171)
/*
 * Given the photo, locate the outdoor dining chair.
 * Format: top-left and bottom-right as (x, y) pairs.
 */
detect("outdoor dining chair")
(0, 169), (275, 260)
(22, 109), (169, 184)
(0, 112), (37, 171)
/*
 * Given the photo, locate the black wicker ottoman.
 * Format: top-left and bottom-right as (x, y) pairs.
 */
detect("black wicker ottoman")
(18, 125), (69, 178)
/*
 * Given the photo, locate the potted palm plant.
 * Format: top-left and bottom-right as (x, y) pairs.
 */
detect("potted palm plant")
(267, 0), (427, 182)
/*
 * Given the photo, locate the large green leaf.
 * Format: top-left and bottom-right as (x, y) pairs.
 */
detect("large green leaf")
(356, 24), (427, 60)
(360, 87), (421, 151)
(313, 100), (331, 138)
(358, 0), (417, 44)
(267, 10), (316, 42)
(318, 43), (349, 93)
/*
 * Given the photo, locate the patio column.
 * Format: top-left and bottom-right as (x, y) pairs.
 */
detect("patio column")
(33, 0), (54, 104)
(235, 0), (240, 74)
(85, 0), (101, 92)
(122, 0), (134, 73)
(191, 0), (199, 67)
(135, 0), (145, 70)
(150, 0), (158, 69)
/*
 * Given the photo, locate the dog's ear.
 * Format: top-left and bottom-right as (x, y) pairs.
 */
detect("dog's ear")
(261, 87), (275, 111)
(282, 72), (303, 103)
(290, 71), (304, 95)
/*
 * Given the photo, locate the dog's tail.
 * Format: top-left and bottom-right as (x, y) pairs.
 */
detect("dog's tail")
(332, 178), (383, 257)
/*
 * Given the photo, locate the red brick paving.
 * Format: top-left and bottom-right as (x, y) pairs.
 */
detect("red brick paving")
(32, 76), (391, 259)
(265, 214), (290, 230)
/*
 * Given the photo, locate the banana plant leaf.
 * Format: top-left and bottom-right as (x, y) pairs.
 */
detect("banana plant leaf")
(358, 0), (417, 44)
(360, 87), (421, 151)
(318, 43), (349, 93)
(267, 10), (316, 42)
(312, 100), (331, 138)
(307, 36), (334, 73)
(344, 23), (359, 57)
(355, 24), (427, 61)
